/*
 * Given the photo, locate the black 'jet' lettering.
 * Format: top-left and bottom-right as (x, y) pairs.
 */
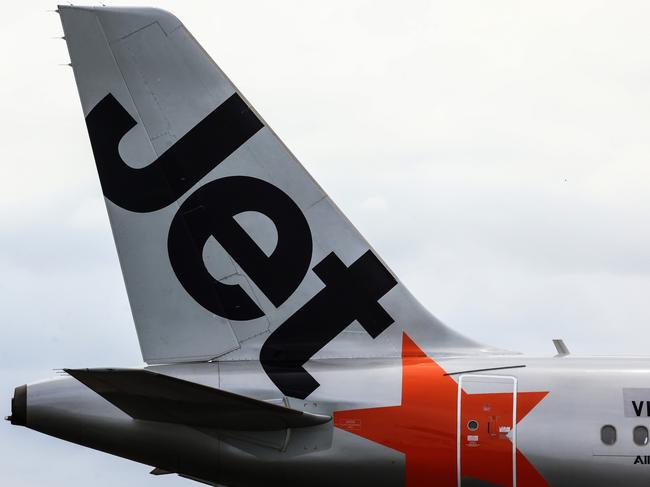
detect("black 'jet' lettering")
(167, 176), (313, 321)
(85, 93), (263, 213)
(260, 250), (397, 399)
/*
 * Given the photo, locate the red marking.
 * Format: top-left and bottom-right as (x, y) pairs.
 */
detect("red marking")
(334, 334), (549, 487)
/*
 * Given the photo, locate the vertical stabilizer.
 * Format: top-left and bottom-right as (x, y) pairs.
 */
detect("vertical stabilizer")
(59, 6), (490, 397)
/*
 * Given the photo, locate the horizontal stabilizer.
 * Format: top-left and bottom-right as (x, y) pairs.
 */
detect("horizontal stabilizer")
(65, 368), (330, 431)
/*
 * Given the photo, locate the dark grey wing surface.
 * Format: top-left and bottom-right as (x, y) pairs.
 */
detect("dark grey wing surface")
(65, 368), (330, 431)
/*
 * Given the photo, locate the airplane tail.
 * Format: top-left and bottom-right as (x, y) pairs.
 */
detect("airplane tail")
(59, 6), (492, 397)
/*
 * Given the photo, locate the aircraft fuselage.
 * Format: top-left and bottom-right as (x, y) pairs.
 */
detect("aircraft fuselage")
(14, 346), (650, 487)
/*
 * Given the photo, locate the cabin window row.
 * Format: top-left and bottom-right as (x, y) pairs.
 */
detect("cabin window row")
(601, 425), (649, 446)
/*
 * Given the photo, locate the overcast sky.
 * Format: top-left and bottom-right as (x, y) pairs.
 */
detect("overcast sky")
(4, 0), (650, 485)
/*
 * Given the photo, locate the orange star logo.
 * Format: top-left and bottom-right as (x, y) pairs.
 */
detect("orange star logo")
(334, 334), (549, 487)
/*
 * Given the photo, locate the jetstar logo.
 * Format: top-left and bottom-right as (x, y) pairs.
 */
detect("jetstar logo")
(84, 93), (398, 399)
(334, 335), (549, 487)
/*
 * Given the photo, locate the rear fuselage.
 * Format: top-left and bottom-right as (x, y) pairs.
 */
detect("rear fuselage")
(14, 353), (650, 487)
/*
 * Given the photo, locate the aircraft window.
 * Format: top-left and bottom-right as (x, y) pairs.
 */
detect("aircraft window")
(634, 426), (648, 446)
(601, 425), (617, 445)
(467, 420), (479, 431)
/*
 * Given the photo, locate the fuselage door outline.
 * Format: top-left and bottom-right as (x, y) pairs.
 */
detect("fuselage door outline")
(457, 374), (518, 487)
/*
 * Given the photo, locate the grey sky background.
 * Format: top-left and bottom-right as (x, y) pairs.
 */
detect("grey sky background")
(3, 0), (650, 484)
